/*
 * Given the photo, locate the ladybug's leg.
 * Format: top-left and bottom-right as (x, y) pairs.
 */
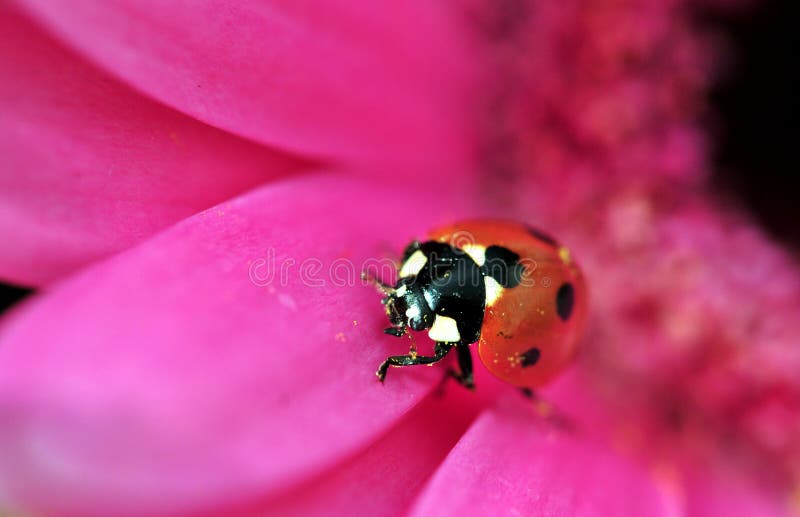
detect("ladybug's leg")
(445, 344), (475, 390)
(377, 342), (453, 382)
(383, 327), (406, 337)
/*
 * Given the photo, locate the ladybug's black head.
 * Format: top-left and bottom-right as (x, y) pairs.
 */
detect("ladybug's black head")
(383, 279), (434, 332)
(378, 239), (524, 345)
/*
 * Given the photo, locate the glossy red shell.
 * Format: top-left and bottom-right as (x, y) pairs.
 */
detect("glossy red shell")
(429, 220), (587, 388)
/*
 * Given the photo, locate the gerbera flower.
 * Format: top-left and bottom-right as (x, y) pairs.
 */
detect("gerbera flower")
(0, 1), (796, 516)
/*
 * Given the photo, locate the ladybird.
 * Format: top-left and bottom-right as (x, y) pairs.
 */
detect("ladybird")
(366, 220), (587, 390)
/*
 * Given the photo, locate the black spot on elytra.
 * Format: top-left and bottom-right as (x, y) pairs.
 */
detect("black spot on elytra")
(520, 347), (541, 368)
(556, 283), (575, 321)
(525, 226), (559, 247)
(483, 245), (525, 287)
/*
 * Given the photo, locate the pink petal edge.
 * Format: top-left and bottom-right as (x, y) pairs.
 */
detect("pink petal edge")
(408, 394), (679, 517)
(0, 2), (306, 286)
(227, 386), (485, 517)
(16, 0), (478, 181)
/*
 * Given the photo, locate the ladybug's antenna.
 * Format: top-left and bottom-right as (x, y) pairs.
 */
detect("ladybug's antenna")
(361, 270), (395, 295)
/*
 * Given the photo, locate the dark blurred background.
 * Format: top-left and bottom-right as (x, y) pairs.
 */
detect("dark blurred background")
(0, 0), (795, 315)
(707, 0), (796, 246)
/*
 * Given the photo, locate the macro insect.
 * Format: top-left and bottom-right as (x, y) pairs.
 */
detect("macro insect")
(365, 220), (586, 390)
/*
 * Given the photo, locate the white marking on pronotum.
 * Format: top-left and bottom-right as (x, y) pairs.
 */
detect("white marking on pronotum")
(428, 315), (461, 343)
(394, 284), (407, 297)
(460, 244), (487, 267)
(485, 276), (504, 306)
(399, 250), (428, 278)
(405, 306), (420, 319)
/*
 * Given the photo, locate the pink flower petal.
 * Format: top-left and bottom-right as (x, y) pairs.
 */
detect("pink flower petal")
(0, 2), (305, 286)
(408, 395), (678, 517)
(17, 0), (477, 179)
(0, 175), (472, 516)
(237, 387), (484, 517)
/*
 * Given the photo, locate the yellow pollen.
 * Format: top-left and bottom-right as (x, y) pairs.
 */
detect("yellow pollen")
(558, 246), (571, 264)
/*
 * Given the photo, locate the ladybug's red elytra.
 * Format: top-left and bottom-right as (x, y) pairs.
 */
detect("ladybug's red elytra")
(366, 220), (587, 390)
